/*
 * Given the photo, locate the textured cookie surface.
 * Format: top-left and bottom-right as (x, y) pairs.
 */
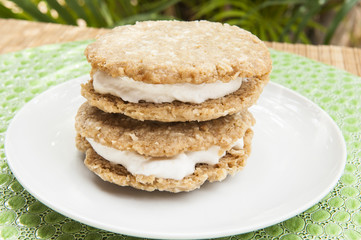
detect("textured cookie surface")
(81, 74), (268, 122)
(85, 20), (272, 84)
(75, 102), (255, 157)
(80, 129), (253, 193)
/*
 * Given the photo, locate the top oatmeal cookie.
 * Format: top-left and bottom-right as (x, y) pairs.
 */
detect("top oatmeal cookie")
(85, 20), (272, 84)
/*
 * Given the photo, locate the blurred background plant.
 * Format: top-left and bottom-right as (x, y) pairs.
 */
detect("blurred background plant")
(0, 0), (360, 46)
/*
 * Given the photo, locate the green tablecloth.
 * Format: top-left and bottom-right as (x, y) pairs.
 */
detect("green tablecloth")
(0, 41), (360, 240)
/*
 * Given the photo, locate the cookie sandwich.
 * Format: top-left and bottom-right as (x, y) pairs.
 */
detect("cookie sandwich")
(75, 102), (255, 192)
(82, 20), (271, 122)
(75, 20), (272, 192)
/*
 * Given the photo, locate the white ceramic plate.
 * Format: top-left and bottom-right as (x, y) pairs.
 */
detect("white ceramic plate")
(5, 76), (346, 239)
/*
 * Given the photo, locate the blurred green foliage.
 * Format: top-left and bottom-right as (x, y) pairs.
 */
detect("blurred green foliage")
(0, 0), (359, 44)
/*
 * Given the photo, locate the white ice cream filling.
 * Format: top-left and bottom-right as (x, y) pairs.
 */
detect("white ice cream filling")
(93, 71), (245, 104)
(86, 138), (244, 180)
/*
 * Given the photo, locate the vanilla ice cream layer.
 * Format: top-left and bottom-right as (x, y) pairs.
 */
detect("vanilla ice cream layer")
(93, 71), (245, 104)
(86, 138), (244, 180)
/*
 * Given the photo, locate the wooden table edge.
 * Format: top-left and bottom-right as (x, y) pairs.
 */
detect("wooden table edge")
(0, 18), (360, 77)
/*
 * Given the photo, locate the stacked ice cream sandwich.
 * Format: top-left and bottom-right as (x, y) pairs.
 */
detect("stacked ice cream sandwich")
(75, 20), (272, 192)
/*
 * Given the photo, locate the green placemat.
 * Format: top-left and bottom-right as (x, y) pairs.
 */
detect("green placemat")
(0, 41), (360, 240)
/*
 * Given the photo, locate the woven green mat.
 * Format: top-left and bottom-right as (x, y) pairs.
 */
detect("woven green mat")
(0, 41), (360, 240)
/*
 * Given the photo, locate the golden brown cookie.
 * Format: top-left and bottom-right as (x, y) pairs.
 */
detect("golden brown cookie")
(81, 74), (268, 122)
(85, 21), (271, 84)
(80, 128), (253, 193)
(75, 102), (255, 157)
